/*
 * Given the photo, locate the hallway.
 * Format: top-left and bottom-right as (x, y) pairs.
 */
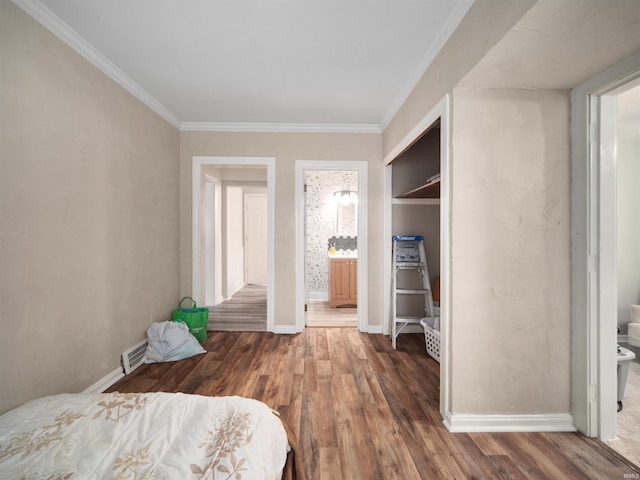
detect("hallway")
(207, 284), (267, 331)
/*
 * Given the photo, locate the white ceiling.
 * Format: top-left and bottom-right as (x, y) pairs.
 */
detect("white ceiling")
(24, 0), (474, 130)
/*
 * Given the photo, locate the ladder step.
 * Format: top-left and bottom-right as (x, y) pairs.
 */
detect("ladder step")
(392, 236), (434, 349)
(394, 316), (423, 324)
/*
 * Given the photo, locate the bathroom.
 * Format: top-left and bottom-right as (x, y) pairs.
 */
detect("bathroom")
(304, 170), (358, 327)
(609, 84), (640, 465)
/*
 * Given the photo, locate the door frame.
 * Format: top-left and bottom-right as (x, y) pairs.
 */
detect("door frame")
(204, 180), (217, 305)
(295, 160), (369, 333)
(192, 156), (276, 332)
(571, 51), (640, 438)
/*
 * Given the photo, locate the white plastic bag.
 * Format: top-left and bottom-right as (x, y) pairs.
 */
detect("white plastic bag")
(144, 321), (206, 363)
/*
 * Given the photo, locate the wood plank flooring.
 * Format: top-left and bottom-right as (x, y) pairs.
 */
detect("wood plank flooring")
(207, 284), (267, 331)
(107, 329), (639, 479)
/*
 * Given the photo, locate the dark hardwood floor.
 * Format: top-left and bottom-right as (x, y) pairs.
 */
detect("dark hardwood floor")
(107, 329), (639, 479)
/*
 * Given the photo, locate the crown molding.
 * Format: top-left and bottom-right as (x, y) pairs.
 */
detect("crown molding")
(13, 0), (182, 129)
(180, 122), (381, 134)
(379, 0), (475, 131)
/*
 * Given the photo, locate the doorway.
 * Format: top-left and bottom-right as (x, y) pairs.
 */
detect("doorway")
(295, 160), (368, 333)
(608, 83), (640, 464)
(571, 52), (640, 441)
(192, 156), (275, 332)
(304, 170), (359, 328)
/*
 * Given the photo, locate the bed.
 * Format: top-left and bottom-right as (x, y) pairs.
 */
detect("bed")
(0, 392), (303, 479)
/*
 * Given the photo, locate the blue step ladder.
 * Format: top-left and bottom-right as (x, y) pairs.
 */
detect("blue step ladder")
(391, 235), (434, 349)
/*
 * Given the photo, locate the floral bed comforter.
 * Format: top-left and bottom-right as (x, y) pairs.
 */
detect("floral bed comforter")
(0, 392), (289, 479)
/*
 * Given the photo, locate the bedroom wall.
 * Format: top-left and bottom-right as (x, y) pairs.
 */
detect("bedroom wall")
(179, 132), (382, 330)
(0, 2), (180, 414)
(382, 0), (536, 158)
(450, 88), (571, 414)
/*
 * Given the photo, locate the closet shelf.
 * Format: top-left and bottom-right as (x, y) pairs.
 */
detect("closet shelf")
(395, 173), (440, 199)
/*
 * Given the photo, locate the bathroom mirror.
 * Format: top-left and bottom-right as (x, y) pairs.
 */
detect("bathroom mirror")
(336, 199), (357, 236)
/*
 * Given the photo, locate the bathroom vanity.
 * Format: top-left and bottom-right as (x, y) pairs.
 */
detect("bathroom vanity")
(329, 256), (357, 308)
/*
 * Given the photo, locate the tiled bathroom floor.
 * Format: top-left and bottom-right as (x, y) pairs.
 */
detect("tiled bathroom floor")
(608, 351), (640, 467)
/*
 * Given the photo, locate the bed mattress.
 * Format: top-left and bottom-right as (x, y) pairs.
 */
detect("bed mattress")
(0, 392), (289, 479)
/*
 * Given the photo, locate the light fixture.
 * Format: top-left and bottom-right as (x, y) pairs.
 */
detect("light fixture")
(333, 190), (358, 203)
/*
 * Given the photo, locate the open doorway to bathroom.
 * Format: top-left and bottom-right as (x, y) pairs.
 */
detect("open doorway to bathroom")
(295, 160), (368, 333)
(607, 82), (640, 465)
(304, 170), (359, 327)
(572, 56), (640, 462)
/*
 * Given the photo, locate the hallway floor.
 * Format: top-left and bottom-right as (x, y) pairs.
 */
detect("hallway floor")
(207, 284), (267, 331)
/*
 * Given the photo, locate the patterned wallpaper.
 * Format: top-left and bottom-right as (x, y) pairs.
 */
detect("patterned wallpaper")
(305, 170), (358, 299)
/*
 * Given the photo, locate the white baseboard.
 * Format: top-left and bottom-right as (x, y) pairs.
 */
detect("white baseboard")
(444, 412), (576, 433)
(274, 325), (297, 334)
(367, 325), (383, 334)
(308, 292), (328, 302)
(83, 368), (124, 394)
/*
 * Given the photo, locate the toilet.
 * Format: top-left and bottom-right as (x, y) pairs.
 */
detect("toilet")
(628, 305), (640, 347)
(617, 345), (636, 412)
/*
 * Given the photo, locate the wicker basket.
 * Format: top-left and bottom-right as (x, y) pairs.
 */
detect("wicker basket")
(420, 318), (440, 363)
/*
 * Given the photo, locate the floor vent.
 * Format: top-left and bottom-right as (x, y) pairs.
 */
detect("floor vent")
(121, 339), (148, 374)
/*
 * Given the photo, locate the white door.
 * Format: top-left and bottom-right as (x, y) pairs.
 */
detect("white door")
(245, 194), (268, 284)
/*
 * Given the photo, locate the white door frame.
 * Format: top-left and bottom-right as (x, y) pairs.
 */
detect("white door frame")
(295, 160), (368, 333)
(192, 156), (276, 332)
(204, 180), (217, 305)
(382, 94), (451, 425)
(571, 51), (640, 438)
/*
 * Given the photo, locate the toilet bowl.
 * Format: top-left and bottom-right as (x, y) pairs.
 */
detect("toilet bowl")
(617, 345), (636, 412)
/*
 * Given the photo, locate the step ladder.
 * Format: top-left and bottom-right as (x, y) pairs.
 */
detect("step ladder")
(391, 235), (434, 349)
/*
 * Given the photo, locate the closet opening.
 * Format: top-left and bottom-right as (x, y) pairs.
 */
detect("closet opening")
(383, 94), (451, 423)
(388, 120), (441, 350)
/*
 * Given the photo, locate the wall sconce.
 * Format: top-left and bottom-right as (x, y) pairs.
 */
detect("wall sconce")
(333, 190), (358, 204)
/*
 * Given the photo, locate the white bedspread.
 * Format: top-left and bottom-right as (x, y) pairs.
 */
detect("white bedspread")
(0, 392), (289, 479)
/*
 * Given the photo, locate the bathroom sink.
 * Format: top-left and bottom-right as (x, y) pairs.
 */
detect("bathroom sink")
(329, 250), (358, 258)
(617, 345), (636, 362)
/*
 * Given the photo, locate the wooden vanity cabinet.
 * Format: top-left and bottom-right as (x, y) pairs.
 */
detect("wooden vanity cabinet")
(329, 258), (357, 308)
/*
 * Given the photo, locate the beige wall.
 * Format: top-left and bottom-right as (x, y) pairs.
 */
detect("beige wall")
(450, 88), (571, 413)
(0, 2), (180, 414)
(180, 132), (382, 329)
(382, 0), (536, 158)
